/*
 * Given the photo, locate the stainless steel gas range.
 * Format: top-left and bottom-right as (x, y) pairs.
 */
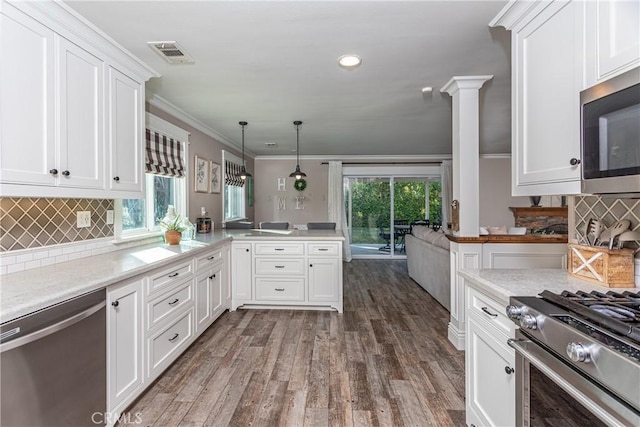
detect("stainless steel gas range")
(506, 290), (640, 426)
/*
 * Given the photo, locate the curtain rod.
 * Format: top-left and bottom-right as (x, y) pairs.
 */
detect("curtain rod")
(320, 161), (443, 165)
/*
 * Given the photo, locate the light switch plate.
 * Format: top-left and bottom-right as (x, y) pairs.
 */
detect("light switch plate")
(106, 210), (114, 225)
(77, 211), (91, 228)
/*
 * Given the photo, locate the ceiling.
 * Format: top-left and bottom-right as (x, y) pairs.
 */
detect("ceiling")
(66, 1), (511, 159)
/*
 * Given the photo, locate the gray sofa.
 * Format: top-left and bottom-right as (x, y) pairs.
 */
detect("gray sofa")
(405, 226), (451, 311)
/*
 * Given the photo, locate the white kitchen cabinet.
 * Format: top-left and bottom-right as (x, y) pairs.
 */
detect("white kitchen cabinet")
(585, 0), (640, 87)
(491, 0), (583, 196)
(223, 244), (232, 309)
(465, 285), (516, 427)
(0, 0), (156, 199)
(0, 5), (55, 187)
(308, 257), (340, 302)
(194, 265), (223, 334)
(231, 237), (343, 312)
(108, 67), (144, 196)
(231, 242), (253, 303)
(106, 278), (144, 418)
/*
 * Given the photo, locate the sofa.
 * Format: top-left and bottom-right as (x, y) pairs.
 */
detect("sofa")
(405, 225), (451, 311)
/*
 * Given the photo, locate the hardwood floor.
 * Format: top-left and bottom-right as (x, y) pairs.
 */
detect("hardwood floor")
(121, 259), (465, 426)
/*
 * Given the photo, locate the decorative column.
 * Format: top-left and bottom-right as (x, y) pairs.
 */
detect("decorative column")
(440, 76), (493, 237)
(440, 75), (492, 350)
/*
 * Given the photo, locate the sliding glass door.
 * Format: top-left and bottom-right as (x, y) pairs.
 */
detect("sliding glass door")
(346, 176), (441, 258)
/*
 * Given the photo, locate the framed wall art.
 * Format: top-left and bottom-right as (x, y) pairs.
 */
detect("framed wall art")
(209, 161), (221, 193)
(194, 155), (209, 193)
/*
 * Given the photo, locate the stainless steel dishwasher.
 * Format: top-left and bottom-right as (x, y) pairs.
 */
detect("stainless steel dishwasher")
(1, 289), (106, 426)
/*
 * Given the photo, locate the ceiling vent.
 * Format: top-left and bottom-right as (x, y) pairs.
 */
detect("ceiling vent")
(147, 41), (194, 64)
(265, 142), (279, 148)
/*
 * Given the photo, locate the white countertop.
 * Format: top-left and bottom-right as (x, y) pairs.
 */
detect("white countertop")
(460, 268), (639, 306)
(0, 230), (344, 323)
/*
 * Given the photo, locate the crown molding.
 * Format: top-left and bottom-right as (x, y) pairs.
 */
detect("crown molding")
(254, 154), (454, 162)
(146, 92), (256, 158)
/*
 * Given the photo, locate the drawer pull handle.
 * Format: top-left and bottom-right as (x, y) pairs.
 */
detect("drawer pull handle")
(275, 288), (285, 292)
(275, 265), (285, 269)
(168, 298), (179, 306)
(481, 307), (498, 318)
(274, 248), (285, 251)
(207, 255), (216, 260)
(111, 301), (119, 307)
(168, 272), (179, 278)
(168, 333), (179, 342)
(209, 274), (216, 280)
(318, 248), (328, 251)
(505, 366), (514, 375)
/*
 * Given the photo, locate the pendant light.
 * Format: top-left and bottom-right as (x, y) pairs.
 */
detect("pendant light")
(289, 120), (306, 179)
(239, 121), (251, 180)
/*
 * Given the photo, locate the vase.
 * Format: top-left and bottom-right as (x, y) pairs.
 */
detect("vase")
(529, 196), (541, 207)
(165, 230), (182, 245)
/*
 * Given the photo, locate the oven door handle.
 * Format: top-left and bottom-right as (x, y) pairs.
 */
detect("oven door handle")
(507, 337), (640, 427)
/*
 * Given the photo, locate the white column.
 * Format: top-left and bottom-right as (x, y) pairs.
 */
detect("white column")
(440, 76), (493, 237)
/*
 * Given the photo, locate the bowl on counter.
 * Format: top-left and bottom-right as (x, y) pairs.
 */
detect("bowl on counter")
(508, 227), (527, 235)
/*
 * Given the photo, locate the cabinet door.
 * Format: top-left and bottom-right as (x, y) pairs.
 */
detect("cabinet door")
(108, 67), (143, 194)
(0, 5), (56, 186)
(593, 0), (640, 82)
(58, 38), (104, 189)
(195, 266), (223, 333)
(231, 242), (252, 303)
(466, 316), (515, 427)
(513, 1), (582, 195)
(308, 257), (339, 302)
(107, 278), (143, 414)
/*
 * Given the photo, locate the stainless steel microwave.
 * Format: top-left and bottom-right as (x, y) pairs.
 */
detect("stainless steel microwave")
(580, 67), (640, 196)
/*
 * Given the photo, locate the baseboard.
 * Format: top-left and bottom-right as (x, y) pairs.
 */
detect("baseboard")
(448, 323), (465, 351)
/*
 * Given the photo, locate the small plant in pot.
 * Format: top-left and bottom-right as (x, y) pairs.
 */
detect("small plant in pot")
(159, 215), (187, 245)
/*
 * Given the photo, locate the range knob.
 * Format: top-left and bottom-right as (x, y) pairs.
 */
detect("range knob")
(520, 314), (538, 330)
(566, 342), (591, 363)
(506, 305), (525, 320)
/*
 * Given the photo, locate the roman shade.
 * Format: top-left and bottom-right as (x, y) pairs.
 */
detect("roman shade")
(225, 160), (245, 187)
(145, 129), (185, 177)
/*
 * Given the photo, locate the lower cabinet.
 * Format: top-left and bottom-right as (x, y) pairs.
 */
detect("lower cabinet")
(465, 285), (515, 427)
(106, 278), (144, 418)
(231, 242), (252, 303)
(308, 257), (340, 302)
(194, 263), (223, 334)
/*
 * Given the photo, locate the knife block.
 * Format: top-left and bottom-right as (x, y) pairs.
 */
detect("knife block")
(568, 243), (635, 288)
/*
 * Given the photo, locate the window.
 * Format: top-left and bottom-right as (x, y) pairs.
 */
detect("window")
(119, 113), (189, 236)
(222, 150), (246, 222)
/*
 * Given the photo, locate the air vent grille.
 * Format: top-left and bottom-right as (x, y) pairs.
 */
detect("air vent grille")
(147, 41), (194, 64)
(265, 142), (279, 148)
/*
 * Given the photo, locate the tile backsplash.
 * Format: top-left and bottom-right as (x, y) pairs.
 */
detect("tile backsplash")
(0, 198), (114, 252)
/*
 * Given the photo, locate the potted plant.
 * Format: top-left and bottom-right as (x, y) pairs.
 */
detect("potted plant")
(159, 214), (187, 245)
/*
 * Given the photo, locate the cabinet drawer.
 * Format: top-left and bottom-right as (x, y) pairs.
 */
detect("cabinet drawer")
(255, 258), (304, 275)
(307, 242), (340, 256)
(468, 287), (514, 337)
(195, 248), (223, 272)
(255, 278), (304, 301)
(146, 260), (193, 296)
(147, 309), (193, 377)
(146, 279), (193, 331)
(254, 243), (304, 255)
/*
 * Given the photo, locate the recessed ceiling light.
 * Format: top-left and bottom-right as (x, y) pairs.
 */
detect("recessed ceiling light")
(338, 54), (362, 70)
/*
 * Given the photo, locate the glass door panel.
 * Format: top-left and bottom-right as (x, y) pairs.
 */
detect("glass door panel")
(347, 177), (391, 257)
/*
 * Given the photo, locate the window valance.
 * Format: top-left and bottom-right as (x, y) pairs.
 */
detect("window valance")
(225, 160), (245, 187)
(145, 129), (185, 178)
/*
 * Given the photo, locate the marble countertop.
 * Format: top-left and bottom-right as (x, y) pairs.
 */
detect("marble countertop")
(0, 230), (344, 324)
(460, 268), (638, 306)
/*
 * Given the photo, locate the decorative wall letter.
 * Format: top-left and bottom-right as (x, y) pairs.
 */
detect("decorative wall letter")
(296, 196), (305, 210)
(277, 178), (286, 192)
(278, 196), (287, 210)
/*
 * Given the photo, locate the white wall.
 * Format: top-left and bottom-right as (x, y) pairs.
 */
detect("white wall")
(479, 157), (530, 227)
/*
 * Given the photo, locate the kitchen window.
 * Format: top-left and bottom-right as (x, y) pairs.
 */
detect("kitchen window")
(222, 150), (246, 222)
(118, 114), (189, 237)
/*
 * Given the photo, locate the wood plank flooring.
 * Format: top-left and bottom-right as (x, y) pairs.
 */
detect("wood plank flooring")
(121, 259), (465, 426)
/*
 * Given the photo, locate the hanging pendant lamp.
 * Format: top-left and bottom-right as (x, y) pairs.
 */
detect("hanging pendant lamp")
(289, 120), (306, 179)
(239, 121), (251, 180)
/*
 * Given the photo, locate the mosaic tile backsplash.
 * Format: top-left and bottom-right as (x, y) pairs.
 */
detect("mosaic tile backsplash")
(0, 198), (114, 252)
(573, 196), (640, 251)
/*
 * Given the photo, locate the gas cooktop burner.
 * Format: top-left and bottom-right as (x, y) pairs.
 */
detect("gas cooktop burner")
(540, 290), (640, 344)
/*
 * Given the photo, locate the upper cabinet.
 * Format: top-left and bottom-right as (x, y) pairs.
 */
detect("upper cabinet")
(491, 0), (639, 197)
(491, 1), (584, 196)
(0, 0), (158, 199)
(584, 0), (640, 87)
